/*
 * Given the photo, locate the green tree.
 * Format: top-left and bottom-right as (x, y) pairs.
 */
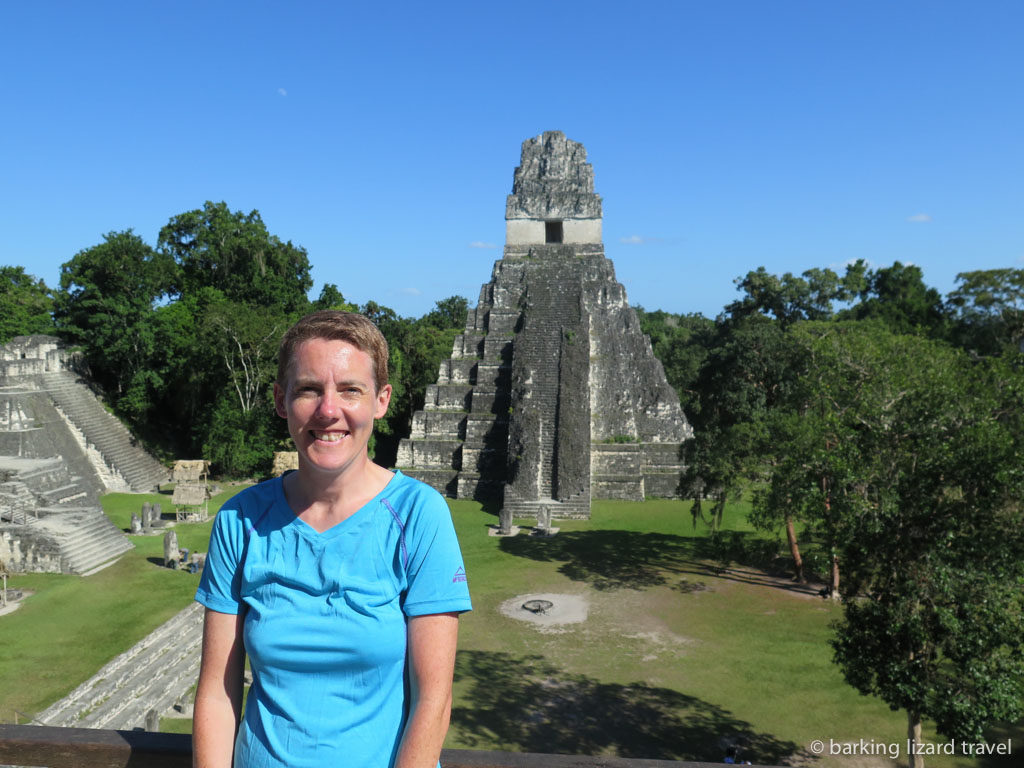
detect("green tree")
(725, 262), (866, 326)
(312, 283), (356, 312)
(53, 230), (176, 416)
(0, 266), (54, 342)
(203, 298), (289, 414)
(682, 315), (795, 533)
(158, 201), (312, 313)
(421, 295), (469, 330)
(946, 268), (1024, 356)
(759, 323), (1024, 764)
(841, 261), (948, 337)
(202, 391), (279, 478)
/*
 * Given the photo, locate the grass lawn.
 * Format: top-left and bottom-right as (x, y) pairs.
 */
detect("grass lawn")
(446, 498), (1021, 768)
(0, 484), (246, 722)
(2, 490), (1019, 767)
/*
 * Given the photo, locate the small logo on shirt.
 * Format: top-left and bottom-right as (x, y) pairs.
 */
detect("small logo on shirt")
(452, 566), (468, 583)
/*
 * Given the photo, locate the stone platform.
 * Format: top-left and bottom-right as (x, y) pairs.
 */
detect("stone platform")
(35, 601), (203, 730)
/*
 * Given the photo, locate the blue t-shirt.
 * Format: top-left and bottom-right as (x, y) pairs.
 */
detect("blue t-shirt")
(195, 470), (472, 768)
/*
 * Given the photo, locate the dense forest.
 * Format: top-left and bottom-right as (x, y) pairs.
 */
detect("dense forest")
(1, 202), (467, 476)
(637, 262), (1024, 761)
(3, 202), (1023, 761)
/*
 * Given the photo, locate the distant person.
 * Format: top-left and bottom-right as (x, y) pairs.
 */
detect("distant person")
(724, 745), (752, 764)
(192, 311), (472, 768)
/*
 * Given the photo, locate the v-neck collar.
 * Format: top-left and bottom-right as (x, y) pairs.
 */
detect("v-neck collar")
(275, 470), (401, 541)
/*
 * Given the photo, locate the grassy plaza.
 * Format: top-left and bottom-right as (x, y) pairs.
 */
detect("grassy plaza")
(0, 489), (1018, 767)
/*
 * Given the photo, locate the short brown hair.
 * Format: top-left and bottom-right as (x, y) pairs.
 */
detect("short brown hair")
(276, 311), (389, 391)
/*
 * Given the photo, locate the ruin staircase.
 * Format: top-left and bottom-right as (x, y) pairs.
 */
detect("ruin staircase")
(398, 275), (513, 500)
(35, 601), (203, 730)
(1, 458), (134, 575)
(33, 507), (134, 575)
(37, 371), (168, 492)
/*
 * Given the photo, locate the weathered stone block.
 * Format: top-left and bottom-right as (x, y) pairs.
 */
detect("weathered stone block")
(424, 384), (472, 410)
(643, 472), (683, 498)
(437, 359), (476, 384)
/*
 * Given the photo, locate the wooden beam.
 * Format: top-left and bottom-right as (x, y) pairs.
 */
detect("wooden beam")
(0, 724), (751, 767)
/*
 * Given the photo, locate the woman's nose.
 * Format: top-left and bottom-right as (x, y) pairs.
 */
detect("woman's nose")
(317, 391), (340, 419)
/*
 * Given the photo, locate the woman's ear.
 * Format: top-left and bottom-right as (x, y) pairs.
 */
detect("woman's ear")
(273, 382), (288, 419)
(374, 384), (392, 419)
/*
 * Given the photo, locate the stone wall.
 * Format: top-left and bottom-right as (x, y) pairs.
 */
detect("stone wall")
(505, 218), (602, 245)
(0, 525), (63, 572)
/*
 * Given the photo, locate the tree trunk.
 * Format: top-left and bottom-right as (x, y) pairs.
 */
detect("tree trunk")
(907, 709), (924, 768)
(829, 553), (840, 599)
(785, 516), (805, 582)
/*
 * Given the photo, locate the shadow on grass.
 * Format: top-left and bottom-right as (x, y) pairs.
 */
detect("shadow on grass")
(970, 720), (1024, 768)
(451, 650), (799, 763)
(499, 529), (815, 594)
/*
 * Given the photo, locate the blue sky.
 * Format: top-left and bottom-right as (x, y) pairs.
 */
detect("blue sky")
(2, 1), (1022, 320)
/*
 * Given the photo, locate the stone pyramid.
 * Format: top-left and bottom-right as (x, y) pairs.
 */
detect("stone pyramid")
(396, 132), (690, 518)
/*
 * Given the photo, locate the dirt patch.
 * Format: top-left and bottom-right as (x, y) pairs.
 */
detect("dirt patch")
(500, 593), (589, 632)
(0, 588), (32, 618)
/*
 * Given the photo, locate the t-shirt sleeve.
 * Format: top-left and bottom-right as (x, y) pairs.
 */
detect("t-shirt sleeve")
(399, 489), (472, 617)
(195, 503), (246, 615)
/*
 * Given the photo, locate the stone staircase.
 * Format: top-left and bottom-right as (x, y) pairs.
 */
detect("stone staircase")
(34, 508), (134, 575)
(0, 467), (41, 524)
(35, 601), (204, 730)
(497, 247), (594, 519)
(37, 371), (168, 492)
(397, 264), (516, 501)
(0, 456), (133, 574)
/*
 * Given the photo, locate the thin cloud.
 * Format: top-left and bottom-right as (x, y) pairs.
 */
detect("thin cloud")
(620, 235), (665, 245)
(400, 286), (422, 296)
(907, 213), (932, 223)
(277, 88), (288, 97)
(469, 241), (497, 249)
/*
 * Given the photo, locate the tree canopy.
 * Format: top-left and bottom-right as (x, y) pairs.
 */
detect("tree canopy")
(29, 204), (469, 479)
(158, 201), (312, 313)
(766, 324), (1024, 757)
(0, 266), (55, 343)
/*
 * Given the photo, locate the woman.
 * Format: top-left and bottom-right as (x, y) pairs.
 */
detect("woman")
(193, 311), (472, 768)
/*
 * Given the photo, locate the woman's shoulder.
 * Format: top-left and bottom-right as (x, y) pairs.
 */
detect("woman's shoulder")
(380, 471), (449, 516)
(213, 476), (286, 528)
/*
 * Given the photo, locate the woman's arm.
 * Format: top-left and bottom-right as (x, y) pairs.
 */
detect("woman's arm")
(193, 608), (246, 768)
(395, 612), (460, 768)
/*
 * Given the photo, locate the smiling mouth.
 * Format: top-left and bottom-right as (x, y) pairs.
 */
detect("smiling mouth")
(312, 431), (349, 442)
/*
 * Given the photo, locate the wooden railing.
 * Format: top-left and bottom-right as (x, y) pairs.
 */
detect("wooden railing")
(0, 724), (758, 767)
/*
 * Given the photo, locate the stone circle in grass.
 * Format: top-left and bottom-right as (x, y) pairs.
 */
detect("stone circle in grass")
(500, 593), (589, 631)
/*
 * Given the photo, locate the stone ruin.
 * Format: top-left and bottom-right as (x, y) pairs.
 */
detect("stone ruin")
(0, 335), (169, 573)
(397, 132), (691, 518)
(171, 459), (210, 522)
(272, 451), (299, 476)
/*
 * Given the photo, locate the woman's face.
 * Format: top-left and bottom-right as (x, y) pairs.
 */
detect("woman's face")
(273, 338), (391, 477)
